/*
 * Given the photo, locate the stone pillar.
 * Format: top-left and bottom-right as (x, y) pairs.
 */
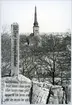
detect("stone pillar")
(11, 23), (19, 76)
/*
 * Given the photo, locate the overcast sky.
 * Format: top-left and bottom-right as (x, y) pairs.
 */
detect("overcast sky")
(1, 0), (71, 33)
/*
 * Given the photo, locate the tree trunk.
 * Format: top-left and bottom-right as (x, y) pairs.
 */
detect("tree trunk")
(52, 71), (55, 85)
(22, 66), (25, 75)
(65, 86), (68, 104)
(61, 72), (63, 85)
(52, 59), (55, 85)
(29, 82), (33, 104)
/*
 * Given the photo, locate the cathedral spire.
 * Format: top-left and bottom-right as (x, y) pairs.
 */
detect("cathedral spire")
(34, 6), (38, 26)
(33, 6), (39, 36)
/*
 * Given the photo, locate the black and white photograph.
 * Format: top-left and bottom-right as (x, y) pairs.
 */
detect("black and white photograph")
(0, 0), (71, 104)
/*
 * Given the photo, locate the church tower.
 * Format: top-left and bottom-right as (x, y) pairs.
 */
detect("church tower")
(33, 6), (39, 36)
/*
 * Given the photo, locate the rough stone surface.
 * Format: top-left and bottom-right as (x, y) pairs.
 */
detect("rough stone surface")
(11, 23), (19, 76)
(32, 82), (65, 104)
(1, 75), (31, 104)
(32, 83), (49, 104)
(1, 75), (65, 104)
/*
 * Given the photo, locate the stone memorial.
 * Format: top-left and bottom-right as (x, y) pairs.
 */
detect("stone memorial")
(31, 82), (65, 104)
(1, 74), (31, 104)
(32, 83), (49, 104)
(1, 23), (31, 104)
(11, 23), (19, 76)
(48, 85), (64, 104)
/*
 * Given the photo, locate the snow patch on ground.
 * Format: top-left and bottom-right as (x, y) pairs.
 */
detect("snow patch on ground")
(2, 74), (31, 83)
(18, 74), (31, 83)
